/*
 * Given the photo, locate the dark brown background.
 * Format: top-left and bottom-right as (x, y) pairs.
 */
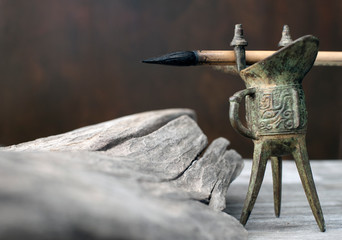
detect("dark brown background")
(1, 0), (341, 159)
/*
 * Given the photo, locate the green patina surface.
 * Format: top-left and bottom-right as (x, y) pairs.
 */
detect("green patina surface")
(229, 35), (325, 232)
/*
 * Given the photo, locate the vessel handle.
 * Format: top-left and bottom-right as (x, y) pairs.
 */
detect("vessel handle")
(229, 88), (256, 140)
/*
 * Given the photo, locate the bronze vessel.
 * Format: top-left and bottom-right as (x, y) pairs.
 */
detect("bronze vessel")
(229, 35), (325, 231)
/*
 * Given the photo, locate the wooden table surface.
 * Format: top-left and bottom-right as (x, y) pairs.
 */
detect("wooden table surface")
(226, 160), (342, 239)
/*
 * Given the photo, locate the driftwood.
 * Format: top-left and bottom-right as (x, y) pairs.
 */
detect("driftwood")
(1, 109), (247, 240)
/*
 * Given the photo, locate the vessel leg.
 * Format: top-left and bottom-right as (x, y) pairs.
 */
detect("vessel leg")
(240, 141), (269, 225)
(292, 136), (326, 232)
(271, 156), (282, 217)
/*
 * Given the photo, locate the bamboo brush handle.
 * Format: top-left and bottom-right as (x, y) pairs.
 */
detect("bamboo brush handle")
(196, 50), (342, 66)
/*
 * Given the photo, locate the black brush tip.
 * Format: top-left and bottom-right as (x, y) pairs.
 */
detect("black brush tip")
(142, 51), (198, 66)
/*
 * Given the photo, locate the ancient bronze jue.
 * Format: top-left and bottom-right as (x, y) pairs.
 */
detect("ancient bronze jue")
(229, 30), (325, 232)
(143, 24), (326, 232)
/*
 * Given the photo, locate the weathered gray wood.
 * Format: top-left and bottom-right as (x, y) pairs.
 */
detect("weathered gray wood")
(106, 115), (208, 180)
(226, 160), (342, 240)
(4, 108), (197, 152)
(0, 151), (246, 240)
(1, 109), (247, 239)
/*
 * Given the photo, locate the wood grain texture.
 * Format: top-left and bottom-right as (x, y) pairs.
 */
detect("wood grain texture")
(0, 109), (247, 239)
(226, 159), (342, 239)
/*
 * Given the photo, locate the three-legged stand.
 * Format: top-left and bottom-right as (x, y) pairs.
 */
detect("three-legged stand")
(240, 134), (326, 232)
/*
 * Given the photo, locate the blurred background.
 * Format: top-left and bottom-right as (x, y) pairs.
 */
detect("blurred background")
(0, 0), (341, 159)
